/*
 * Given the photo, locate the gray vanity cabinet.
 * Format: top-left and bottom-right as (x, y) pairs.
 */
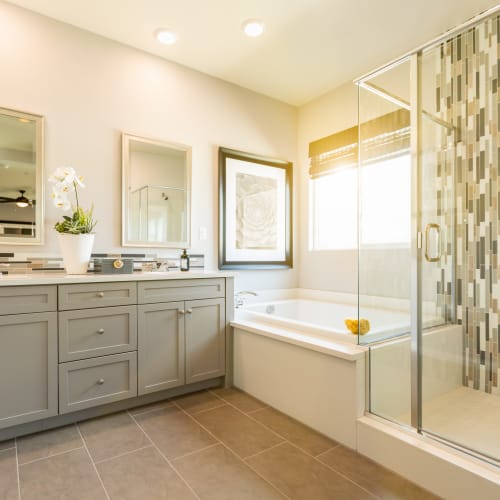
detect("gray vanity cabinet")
(137, 279), (226, 395)
(185, 298), (226, 384)
(0, 285), (58, 430)
(138, 302), (185, 394)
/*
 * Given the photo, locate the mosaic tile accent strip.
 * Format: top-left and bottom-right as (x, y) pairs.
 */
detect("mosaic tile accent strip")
(436, 15), (500, 393)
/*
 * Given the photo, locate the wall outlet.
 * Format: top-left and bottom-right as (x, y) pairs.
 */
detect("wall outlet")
(199, 226), (207, 241)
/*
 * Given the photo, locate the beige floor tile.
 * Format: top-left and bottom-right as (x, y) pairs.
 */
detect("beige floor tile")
(0, 448), (18, 500)
(79, 411), (149, 462)
(247, 442), (373, 500)
(194, 405), (284, 459)
(128, 399), (173, 416)
(174, 443), (284, 499)
(318, 445), (440, 499)
(211, 387), (267, 413)
(0, 439), (15, 451)
(17, 424), (83, 465)
(251, 406), (337, 456)
(135, 405), (216, 459)
(19, 447), (107, 500)
(97, 446), (196, 499)
(173, 390), (225, 415)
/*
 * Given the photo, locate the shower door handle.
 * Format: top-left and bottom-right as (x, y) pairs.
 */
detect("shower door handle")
(425, 223), (441, 262)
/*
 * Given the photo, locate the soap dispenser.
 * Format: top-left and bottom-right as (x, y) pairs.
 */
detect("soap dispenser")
(180, 249), (190, 272)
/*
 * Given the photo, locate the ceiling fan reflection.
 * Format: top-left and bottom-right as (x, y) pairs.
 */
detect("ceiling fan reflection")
(0, 190), (35, 208)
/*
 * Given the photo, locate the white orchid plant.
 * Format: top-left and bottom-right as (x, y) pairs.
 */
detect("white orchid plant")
(48, 167), (97, 234)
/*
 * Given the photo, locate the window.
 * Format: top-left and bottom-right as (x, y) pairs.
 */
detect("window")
(309, 153), (411, 250)
(308, 109), (411, 251)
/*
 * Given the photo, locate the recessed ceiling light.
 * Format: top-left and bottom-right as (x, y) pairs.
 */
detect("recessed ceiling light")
(242, 19), (264, 37)
(155, 29), (177, 45)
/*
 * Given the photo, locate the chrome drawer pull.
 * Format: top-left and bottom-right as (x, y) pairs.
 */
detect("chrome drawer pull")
(97, 292), (104, 298)
(97, 378), (105, 385)
(186, 309), (193, 314)
(178, 309), (185, 314)
(97, 328), (105, 334)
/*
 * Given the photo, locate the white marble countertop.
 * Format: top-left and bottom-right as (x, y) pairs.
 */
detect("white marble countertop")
(0, 270), (235, 286)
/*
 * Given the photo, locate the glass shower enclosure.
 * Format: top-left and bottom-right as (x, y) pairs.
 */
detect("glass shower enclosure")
(357, 7), (500, 464)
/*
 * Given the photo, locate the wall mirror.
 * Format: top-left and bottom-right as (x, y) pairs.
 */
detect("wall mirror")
(122, 133), (191, 248)
(0, 107), (44, 245)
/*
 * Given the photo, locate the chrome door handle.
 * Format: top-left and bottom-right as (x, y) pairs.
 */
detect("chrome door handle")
(425, 223), (441, 262)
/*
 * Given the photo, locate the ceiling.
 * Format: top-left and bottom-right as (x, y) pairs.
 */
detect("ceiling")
(6, 0), (500, 105)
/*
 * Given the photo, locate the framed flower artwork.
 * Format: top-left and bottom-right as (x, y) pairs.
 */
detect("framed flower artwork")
(218, 147), (292, 269)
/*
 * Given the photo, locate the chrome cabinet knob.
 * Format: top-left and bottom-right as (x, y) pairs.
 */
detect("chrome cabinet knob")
(97, 328), (105, 334)
(186, 309), (193, 314)
(97, 378), (105, 385)
(178, 309), (185, 314)
(97, 292), (104, 298)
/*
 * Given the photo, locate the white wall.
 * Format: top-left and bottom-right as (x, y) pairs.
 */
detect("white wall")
(0, 1), (298, 291)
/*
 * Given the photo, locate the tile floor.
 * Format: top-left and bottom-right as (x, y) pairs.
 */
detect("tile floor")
(0, 388), (440, 499)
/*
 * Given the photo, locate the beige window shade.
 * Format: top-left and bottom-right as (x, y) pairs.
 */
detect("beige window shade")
(309, 109), (410, 179)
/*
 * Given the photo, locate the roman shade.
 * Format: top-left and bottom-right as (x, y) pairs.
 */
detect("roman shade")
(308, 108), (410, 179)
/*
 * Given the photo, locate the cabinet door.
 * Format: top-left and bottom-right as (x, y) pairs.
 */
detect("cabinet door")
(138, 302), (185, 395)
(185, 298), (226, 384)
(0, 312), (58, 429)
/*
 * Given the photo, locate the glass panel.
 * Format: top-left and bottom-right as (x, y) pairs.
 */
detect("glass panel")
(419, 17), (500, 462)
(358, 59), (414, 425)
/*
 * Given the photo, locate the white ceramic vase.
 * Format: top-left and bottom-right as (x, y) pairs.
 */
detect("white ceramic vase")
(57, 233), (95, 274)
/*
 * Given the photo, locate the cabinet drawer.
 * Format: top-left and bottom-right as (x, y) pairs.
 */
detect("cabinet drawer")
(59, 282), (137, 310)
(59, 306), (137, 362)
(138, 278), (225, 304)
(0, 286), (57, 315)
(59, 352), (137, 414)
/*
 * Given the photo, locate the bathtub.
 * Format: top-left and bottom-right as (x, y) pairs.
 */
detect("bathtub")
(239, 298), (415, 344)
(231, 288), (457, 448)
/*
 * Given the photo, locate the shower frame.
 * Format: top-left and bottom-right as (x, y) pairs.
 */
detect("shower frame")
(354, 3), (500, 463)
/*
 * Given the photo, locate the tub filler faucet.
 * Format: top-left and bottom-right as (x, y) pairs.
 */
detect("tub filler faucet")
(235, 290), (258, 308)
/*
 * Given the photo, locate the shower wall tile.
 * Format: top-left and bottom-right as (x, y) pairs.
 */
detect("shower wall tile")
(437, 15), (500, 394)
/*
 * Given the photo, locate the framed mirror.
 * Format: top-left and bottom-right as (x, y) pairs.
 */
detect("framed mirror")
(0, 107), (44, 245)
(122, 133), (191, 248)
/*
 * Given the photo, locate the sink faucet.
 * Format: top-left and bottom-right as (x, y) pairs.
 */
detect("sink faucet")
(235, 290), (258, 308)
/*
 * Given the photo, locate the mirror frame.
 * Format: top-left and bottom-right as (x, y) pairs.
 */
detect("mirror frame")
(0, 107), (44, 246)
(121, 133), (191, 248)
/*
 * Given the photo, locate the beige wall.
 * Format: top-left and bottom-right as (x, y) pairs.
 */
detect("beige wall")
(297, 83), (359, 294)
(0, 2), (298, 291)
(297, 81), (412, 298)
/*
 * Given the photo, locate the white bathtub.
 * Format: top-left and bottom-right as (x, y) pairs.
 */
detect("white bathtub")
(231, 289), (457, 448)
(240, 298), (418, 344)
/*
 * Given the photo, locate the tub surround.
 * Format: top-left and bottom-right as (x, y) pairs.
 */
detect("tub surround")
(0, 272), (234, 441)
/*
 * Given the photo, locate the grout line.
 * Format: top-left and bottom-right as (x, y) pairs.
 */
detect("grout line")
(243, 441), (287, 461)
(246, 406), (268, 415)
(170, 442), (220, 462)
(285, 439), (378, 499)
(129, 401), (173, 417)
(171, 400), (291, 500)
(14, 438), (20, 500)
(314, 443), (341, 459)
(208, 389), (269, 413)
(76, 424), (111, 500)
(185, 402), (228, 416)
(127, 410), (202, 500)
(17, 446), (85, 467)
(93, 444), (153, 465)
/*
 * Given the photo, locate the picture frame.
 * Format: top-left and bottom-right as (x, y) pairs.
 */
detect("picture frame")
(218, 147), (293, 269)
